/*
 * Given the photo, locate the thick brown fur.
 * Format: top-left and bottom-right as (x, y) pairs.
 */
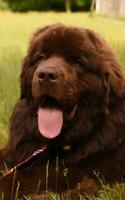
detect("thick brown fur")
(0, 24), (125, 199)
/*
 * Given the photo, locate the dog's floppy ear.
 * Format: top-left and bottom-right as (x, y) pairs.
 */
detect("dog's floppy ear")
(101, 72), (110, 114)
(20, 26), (51, 99)
(106, 65), (125, 96)
(102, 66), (125, 114)
(85, 29), (125, 109)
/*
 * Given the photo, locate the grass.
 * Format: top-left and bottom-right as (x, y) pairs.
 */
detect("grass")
(1, 168), (125, 200)
(0, 11), (125, 199)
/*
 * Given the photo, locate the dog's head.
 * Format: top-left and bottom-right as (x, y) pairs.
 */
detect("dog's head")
(20, 24), (125, 140)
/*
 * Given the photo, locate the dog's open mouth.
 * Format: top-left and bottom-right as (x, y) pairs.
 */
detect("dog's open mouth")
(37, 96), (77, 139)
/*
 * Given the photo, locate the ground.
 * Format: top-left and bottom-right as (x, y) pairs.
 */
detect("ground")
(0, 11), (125, 200)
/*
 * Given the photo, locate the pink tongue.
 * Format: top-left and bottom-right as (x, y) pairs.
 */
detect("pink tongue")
(38, 108), (63, 139)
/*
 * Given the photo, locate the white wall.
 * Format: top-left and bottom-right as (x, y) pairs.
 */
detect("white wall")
(95, 0), (125, 16)
(120, 0), (125, 16)
(95, 0), (100, 12)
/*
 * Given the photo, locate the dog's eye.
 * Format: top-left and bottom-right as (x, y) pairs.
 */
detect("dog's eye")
(68, 56), (81, 65)
(31, 52), (47, 65)
(37, 53), (47, 61)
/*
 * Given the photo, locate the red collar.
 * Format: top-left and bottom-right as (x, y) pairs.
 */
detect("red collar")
(1, 145), (47, 178)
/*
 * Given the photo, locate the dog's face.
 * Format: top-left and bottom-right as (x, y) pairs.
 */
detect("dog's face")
(20, 24), (124, 140)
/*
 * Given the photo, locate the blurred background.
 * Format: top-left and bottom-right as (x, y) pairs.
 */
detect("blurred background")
(0, 0), (125, 146)
(0, 0), (91, 12)
(0, 0), (125, 16)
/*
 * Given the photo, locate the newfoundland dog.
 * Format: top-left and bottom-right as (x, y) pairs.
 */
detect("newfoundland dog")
(0, 24), (125, 199)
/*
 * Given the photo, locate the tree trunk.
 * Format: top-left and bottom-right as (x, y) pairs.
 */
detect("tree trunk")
(90, 0), (96, 16)
(65, 0), (71, 13)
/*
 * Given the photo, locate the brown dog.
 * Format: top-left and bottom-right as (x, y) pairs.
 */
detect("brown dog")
(0, 24), (125, 199)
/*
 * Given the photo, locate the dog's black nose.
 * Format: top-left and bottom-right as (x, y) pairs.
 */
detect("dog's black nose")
(38, 67), (59, 82)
